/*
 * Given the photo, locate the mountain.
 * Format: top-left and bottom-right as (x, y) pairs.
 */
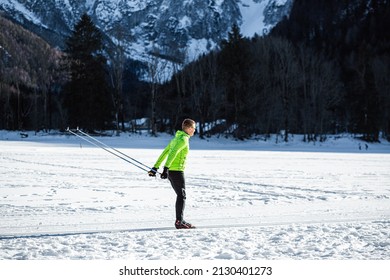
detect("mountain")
(0, 15), (61, 90)
(0, 0), (293, 64)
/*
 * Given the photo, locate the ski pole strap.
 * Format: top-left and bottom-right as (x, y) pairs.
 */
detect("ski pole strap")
(66, 128), (153, 173)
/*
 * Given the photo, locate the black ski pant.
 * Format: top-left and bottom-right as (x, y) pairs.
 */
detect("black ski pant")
(168, 170), (186, 221)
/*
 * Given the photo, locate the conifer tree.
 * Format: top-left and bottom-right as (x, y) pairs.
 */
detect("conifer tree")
(63, 14), (112, 130)
(219, 24), (251, 138)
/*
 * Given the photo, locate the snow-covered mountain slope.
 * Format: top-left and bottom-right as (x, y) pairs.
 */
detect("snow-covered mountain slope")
(0, 0), (293, 63)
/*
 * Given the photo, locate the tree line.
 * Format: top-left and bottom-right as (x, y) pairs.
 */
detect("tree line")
(156, 0), (390, 141)
(1, 0), (389, 142)
(0, 15), (64, 130)
(0, 14), (147, 133)
(157, 27), (343, 141)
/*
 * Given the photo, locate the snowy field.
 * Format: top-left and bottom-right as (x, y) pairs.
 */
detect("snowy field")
(0, 131), (390, 261)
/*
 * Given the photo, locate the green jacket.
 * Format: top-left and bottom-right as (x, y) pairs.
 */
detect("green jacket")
(154, 130), (190, 171)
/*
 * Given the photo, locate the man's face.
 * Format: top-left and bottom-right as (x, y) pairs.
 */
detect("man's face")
(185, 124), (196, 136)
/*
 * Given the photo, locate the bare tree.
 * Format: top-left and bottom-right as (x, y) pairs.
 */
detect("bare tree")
(171, 59), (185, 131)
(146, 49), (169, 135)
(107, 24), (127, 134)
(371, 55), (390, 140)
(269, 37), (300, 142)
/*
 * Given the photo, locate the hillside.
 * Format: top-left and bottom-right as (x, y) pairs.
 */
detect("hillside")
(0, 15), (62, 130)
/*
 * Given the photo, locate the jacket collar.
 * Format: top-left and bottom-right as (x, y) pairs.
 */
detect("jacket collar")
(176, 130), (190, 137)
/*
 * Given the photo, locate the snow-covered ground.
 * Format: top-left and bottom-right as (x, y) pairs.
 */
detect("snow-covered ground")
(0, 131), (390, 260)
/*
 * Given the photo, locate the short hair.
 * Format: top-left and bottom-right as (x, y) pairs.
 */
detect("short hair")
(182, 118), (195, 129)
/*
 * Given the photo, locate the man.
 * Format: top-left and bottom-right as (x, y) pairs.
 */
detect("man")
(148, 119), (196, 229)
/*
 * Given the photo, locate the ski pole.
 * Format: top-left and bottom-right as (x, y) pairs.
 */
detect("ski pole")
(67, 128), (149, 172)
(75, 128), (153, 171)
(66, 128), (152, 173)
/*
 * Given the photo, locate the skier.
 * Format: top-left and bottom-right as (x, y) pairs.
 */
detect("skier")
(148, 119), (196, 229)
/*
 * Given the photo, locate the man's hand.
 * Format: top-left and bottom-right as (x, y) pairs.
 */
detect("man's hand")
(160, 167), (168, 179)
(148, 167), (158, 177)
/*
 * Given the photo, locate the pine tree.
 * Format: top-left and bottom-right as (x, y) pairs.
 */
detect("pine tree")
(219, 24), (251, 138)
(63, 14), (112, 130)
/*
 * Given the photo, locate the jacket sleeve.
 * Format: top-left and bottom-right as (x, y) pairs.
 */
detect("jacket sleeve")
(153, 143), (170, 168)
(164, 138), (186, 168)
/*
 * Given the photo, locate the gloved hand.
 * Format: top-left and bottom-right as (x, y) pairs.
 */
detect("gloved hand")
(148, 167), (158, 177)
(160, 166), (168, 179)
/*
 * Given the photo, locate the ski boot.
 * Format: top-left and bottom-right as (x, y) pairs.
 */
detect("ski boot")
(175, 220), (195, 229)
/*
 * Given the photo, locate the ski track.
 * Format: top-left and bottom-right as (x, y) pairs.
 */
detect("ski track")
(1, 221), (389, 260)
(1, 137), (390, 260)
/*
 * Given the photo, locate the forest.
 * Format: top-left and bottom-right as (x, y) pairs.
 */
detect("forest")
(0, 0), (389, 141)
